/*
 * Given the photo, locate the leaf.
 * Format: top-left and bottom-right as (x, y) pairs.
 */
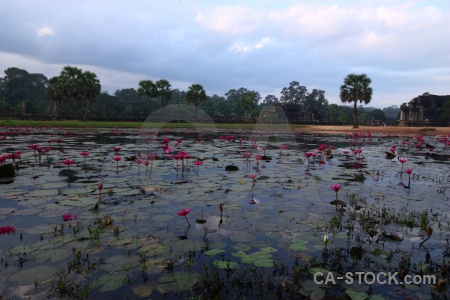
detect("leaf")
(214, 261), (239, 269)
(204, 248), (225, 256)
(91, 274), (125, 292)
(8, 265), (58, 285)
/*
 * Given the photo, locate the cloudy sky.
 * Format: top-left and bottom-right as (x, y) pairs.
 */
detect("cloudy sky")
(0, 0), (449, 108)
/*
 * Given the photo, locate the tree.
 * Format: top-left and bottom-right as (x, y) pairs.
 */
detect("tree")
(1, 67), (50, 113)
(241, 91), (259, 119)
(262, 95), (279, 105)
(79, 70), (101, 120)
(305, 89), (328, 121)
(137, 80), (156, 114)
(326, 104), (339, 122)
(340, 73), (373, 128)
(280, 81), (307, 104)
(186, 84), (206, 115)
(224, 88), (250, 116)
(154, 79), (172, 108)
(47, 66), (101, 120)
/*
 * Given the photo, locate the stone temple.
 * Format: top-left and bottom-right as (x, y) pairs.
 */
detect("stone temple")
(399, 93), (449, 126)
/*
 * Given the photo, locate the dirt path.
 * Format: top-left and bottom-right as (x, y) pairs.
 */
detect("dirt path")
(295, 125), (450, 136)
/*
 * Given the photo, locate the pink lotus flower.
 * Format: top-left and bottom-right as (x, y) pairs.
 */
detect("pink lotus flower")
(113, 156), (121, 173)
(0, 225), (16, 235)
(62, 213), (77, 222)
(331, 183), (340, 205)
(177, 208), (191, 226)
(262, 147), (267, 155)
(113, 147), (121, 153)
(398, 157), (407, 173)
(194, 161), (203, 175)
(80, 151), (90, 164)
(243, 153), (252, 161)
(62, 159), (75, 177)
(331, 183), (340, 192)
(28, 144), (39, 161)
(305, 152), (312, 158)
(248, 174), (257, 180)
(63, 159), (75, 166)
(404, 168), (413, 188)
(98, 183), (103, 191)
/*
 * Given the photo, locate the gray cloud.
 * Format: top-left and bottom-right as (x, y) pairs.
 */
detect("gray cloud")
(1, 0), (449, 108)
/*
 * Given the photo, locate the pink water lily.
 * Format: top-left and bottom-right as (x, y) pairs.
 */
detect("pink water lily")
(0, 225), (16, 235)
(398, 157), (407, 173)
(80, 151), (90, 164)
(113, 155), (121, 173)
(62, 213), (77, 222)
(404, 168), (413, 188)
(62, 159), (75, 177)
(331, 183), (341, 207)
(113, 147), (121, 153)
(177, 208), (191, 226)
(194, 161), (203, 175)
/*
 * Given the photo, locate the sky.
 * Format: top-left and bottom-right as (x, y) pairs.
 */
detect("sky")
(0, 0), (449, 108)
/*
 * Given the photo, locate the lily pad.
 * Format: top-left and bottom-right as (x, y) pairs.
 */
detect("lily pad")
(204, 248), (226, 256)
(158, 271), (200, 292)
(8, 265), (58, 285)
(91, 274), (126, 292)
(214, 261), (239, 269)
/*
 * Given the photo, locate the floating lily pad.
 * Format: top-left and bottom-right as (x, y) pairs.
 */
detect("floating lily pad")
(132, 285), (153, 298)
(228, 232), (256, 243)
(214, 261), (239, 269)
(34, 248), (73, 263)
(8, 265), (58, 285)
(204, 248), (225, 256)
(91, 274), (126, 292)
(158, 271), (200, 292)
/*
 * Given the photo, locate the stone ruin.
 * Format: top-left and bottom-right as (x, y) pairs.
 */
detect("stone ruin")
(399, 92), (449, 126)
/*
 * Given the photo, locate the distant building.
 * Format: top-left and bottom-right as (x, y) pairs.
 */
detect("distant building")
(399, 93), (449, 126)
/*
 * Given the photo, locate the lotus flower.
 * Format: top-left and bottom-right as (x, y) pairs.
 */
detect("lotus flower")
(331, 183), (340, 200)
(80, 151), (90, 164)
(177, 208), (191, 226)
(113, 147), (121, 153)
(398, 157), (407, 173)
(0, 225), (16, 235)
(62, 213), (77, 222)
(62, 159), (75, 177)
(404, 168), (413, 188)
(194, 161), (203, 175)
(113, 156), (121, 173)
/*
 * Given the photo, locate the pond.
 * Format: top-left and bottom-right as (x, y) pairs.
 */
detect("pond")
(0, 125), (450, 299)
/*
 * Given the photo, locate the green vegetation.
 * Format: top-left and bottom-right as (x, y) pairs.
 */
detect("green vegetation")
(0, 66), (401, 124)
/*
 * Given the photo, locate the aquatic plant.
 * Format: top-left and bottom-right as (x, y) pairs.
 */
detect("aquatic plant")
(177, 208), (191, 226)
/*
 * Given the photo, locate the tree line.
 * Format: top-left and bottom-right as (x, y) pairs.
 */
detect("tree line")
(0, 66), (402, 126)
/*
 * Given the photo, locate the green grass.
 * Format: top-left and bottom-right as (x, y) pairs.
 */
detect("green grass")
(0, 119), (308, 130)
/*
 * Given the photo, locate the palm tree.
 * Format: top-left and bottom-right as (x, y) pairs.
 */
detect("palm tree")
(47, 76), (64, 118)
(80, 71), (101, 120)
(340, 73), (373, 128)
(155, 79), (172, 108)
(137, 80), (156, 114)
(186, 84), (206, 117)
